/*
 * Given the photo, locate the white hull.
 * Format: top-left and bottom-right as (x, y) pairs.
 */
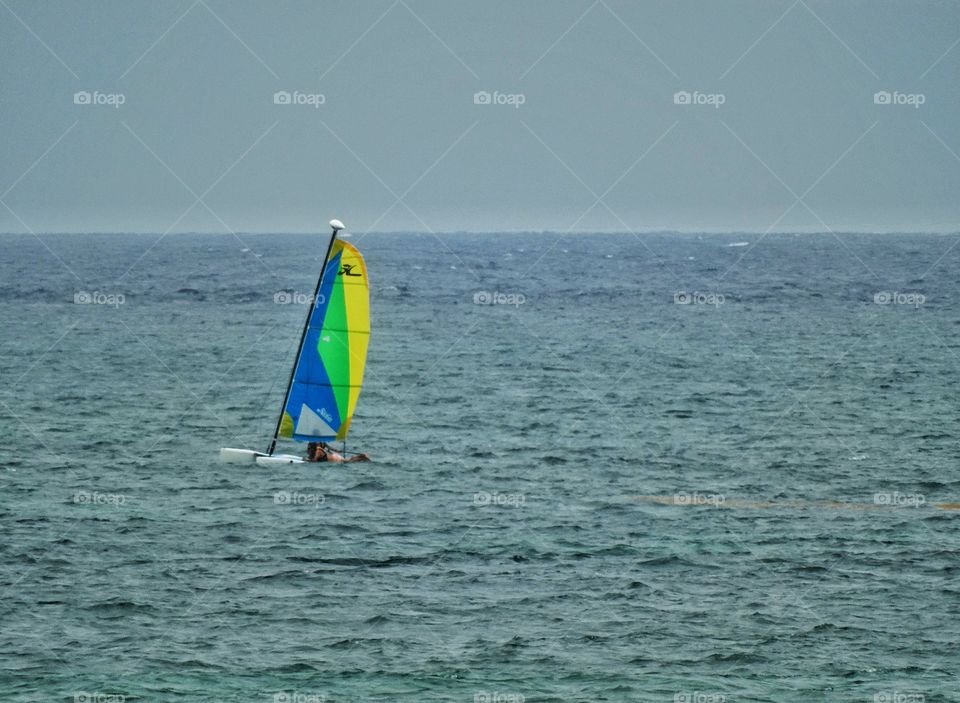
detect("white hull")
(219, 448), (266, 464)
(256, 454), (305, 466)
(220, 448), (307, 466)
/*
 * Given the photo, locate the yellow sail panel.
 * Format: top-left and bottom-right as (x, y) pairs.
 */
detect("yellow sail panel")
(335, 241), (370, 439)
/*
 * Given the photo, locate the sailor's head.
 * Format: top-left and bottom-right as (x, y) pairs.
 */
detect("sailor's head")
(307, 442), (318, 454)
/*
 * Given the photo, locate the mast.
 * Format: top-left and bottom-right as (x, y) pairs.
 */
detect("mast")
(267, 219), (344, 455)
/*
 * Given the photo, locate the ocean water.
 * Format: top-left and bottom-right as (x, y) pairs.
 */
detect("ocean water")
(1, 232), (958, 702)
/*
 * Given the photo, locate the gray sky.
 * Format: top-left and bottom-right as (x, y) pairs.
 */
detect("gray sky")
(1, 0), (958, 234)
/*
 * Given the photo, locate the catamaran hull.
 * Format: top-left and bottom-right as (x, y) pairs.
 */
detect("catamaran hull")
(220, 448), (307, 466)
(256, 454), (305, 466)
(219, 448), (266, 464)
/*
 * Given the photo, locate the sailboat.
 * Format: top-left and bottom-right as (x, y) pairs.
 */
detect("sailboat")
(219, 219), (371, 466)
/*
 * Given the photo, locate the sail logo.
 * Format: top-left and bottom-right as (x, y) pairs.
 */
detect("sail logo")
(74, 91), (125, 108)
(338, 264), (362, 277)
(874, 91), (924, 108)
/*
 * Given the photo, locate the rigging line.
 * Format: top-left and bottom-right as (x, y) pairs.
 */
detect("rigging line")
(259, 333), (298, 443)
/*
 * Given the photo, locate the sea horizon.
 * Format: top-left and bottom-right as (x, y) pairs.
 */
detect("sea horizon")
(3, 228), (960, 237)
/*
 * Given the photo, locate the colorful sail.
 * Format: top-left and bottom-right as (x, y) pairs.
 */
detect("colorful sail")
(279, 240), (370, 441)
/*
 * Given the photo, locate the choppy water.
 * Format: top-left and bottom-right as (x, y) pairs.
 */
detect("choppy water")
(1, 232), (959, 702)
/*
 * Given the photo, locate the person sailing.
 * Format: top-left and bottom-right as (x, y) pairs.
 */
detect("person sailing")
(305, 441), (370, 463)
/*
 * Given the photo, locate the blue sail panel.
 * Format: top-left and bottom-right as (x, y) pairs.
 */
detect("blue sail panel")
(280, 250), (345, 441)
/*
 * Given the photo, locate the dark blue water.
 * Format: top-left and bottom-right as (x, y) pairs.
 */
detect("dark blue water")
(1, 232), (959, 702)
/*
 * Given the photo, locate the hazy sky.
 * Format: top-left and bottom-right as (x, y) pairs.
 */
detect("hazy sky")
(1, 0), (958, 233)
